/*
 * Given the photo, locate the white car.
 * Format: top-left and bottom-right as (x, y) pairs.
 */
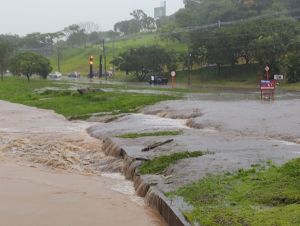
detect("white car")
(48, 72), (62, 80)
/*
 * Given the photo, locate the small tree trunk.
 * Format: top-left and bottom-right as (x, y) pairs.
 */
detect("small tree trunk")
(26, 74), (30, 83)
(218, 64), (221, 76)
(0, 67), (3, 81)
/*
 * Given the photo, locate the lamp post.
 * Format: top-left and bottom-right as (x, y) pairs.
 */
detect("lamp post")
(188, 52), (192, 87)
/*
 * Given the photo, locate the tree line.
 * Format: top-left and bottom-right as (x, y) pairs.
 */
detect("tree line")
(158, 0), (300, 82)
(113, 0), (300, 82)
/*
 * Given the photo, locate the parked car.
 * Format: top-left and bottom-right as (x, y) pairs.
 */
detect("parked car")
(48, 71), (62, 80)
(149, 76), (168, 85)
(68, 71), (80, 79)
(87, 71), (102, 78)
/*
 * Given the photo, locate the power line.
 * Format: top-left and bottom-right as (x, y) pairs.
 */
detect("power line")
(163, 8), (300, 35)
(187, 0), (202, 4)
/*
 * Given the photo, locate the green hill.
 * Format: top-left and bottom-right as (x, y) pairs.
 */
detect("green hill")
(49, 33), (187, 75)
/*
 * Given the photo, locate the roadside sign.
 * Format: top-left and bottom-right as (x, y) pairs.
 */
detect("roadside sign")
(260, 80), (276, 101)
(265, 65), (270, 80)
(274, 74), (284, 80)
(260, 80), (275, 90)
(265, 66), (270, 72)
(171, 71), (176, 88)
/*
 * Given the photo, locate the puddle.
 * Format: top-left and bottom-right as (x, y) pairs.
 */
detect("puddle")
(272, 139), (299, 146)
(129, 114), (188, 129)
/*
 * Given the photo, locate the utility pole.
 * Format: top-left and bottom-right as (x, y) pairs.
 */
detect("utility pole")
(103, 40), (107, 80)
(112, 36), (115, 74)
(99, 54), (103, 77)
(188, 51), (192, 87)
(57, 46), (61, 72)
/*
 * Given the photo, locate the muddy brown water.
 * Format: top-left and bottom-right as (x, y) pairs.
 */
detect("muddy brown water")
(0, 100), (166, 226)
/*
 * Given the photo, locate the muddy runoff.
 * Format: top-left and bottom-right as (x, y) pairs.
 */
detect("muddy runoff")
(0, 100), (166, 226)
(87, 96), (300, 225)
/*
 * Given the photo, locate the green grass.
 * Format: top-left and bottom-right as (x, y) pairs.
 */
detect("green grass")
(139, 151), (204, 175)
(50, 33), (186, 75)
(168, 159), (300, 226)
(116, 130), (183, 139)
(174, 64), (261, 88)
(0, 77), (178, 118)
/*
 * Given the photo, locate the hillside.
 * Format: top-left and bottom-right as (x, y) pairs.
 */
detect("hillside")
(49, 33), (186, 75)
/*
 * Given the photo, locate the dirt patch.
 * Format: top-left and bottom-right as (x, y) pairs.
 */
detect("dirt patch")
(0, 132), (126, 174)
(186, 119), (222, 131)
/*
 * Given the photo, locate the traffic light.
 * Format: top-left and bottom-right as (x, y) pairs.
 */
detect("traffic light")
(89, 56), (93, 78)
(89, 56), (93, 65)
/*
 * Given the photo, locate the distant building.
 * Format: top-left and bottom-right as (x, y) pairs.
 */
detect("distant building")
(154, 1), (166, 19)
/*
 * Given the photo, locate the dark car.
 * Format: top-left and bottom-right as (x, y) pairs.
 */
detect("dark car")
(149, 76), (168, 85)
(68, 71), (80, 79)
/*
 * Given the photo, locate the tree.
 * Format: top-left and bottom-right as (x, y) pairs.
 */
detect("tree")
(130, 10), (156, 31)
(9, 51), (52, 82)
(281, 38), (300, 83)
(112, 46), (176, 81)
(0, 39), (13, 80)
(63, 24), (87, 47)
(249, 17), (299, 75)
(114, 20), (140, 35)
(114, 9), (156, 35)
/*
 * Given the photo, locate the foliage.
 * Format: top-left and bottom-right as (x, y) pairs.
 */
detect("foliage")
(168, 159), (300, 225)
(114, 9), (156, 35)
(282, 52), (300, 83)
(9, 51), (52, 81)
(139, 151), (204, 175)
(157, 0), (300, 82)
(0, 38), (14, 80)
(112, 45), (177, 81)
(281, 38), (300, 83)
(116, 130), (183, 139)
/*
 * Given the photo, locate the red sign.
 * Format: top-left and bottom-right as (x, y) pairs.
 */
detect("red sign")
(260, 80), (275, 90)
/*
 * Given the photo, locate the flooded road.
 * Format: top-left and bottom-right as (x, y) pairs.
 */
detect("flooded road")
(0, 161), (164, 226)
(89, 96), (300, 193)
(0, 100), (166, 226)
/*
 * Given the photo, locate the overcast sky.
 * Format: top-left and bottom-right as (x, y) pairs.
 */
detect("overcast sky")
(0, 0), (184, 36)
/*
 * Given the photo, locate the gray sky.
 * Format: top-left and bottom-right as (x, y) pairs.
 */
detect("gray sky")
(0, 0), (184, 36)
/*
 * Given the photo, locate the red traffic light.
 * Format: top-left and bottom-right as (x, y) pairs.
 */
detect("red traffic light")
(89, 56), (93, 65)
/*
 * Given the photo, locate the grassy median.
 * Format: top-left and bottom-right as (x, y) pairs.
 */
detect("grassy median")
(168, 159), (300, 226)
(0, 77), (178, 118)
(139, 151), (204, 175)
(116, 130), (183, 139)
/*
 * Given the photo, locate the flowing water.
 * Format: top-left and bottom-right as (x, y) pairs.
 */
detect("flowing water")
(0, 100), (166, 226)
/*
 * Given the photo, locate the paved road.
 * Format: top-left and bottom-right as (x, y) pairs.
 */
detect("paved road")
(0, 100), (166, 226)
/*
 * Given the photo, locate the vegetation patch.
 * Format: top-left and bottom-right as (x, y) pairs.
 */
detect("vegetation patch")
(116, 130), (183, 139)
(168, 159), (300, 226)
(139, 151), (204, 175)
(0, 77), (178, 118)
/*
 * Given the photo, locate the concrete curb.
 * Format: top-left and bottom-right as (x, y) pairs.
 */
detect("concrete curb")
(90, 133), (190, 226)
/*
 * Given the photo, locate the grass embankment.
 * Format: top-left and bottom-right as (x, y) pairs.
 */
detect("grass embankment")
(50, 33), (186, 75)
(174, 64), (261, 89)
(168, 159), (300, 226)
(0, 77), (177, 118)
(139, 151), (204, 175)
(116, 130), (183, 139)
